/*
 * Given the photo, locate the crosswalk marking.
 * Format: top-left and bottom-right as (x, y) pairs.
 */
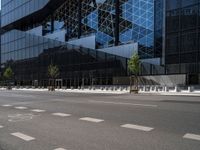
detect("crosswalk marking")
(31, 109), (46, 112)
(15, 107), (27, 110)
(79, 117), (104, 123)
(52, 113), (71, 117)
(121, 124), (154, 132)
(11, 132), (35, 141)
(183, 133), (200, 141)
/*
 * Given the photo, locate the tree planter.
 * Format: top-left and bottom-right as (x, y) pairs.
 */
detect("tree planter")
(130, 89), (139, 94)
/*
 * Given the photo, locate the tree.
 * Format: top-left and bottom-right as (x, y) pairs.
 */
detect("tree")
(128, 53), (140, 93)
(3, 67), (14, 90)
(47, 64), (59, 91)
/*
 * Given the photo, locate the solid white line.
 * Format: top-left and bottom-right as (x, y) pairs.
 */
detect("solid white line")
(31, 109), (46, 112)
(15, 107), (27, 110)
(183, 133), (200, 141)
(2, 104), (12, 107)
(54, 148), (67, 150)
(52, 113), (71, 117)
(79, 117), (104, 123)
(0, 125), (4, 128)
(121, 124), (154, 132)
(89, 100), (157, 107)
(11, 132), (35, 141)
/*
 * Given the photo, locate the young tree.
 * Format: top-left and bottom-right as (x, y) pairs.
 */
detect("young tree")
(3, 67), (14, 90)
(48, 64), (59, 91)
(128, 53), (140, 93)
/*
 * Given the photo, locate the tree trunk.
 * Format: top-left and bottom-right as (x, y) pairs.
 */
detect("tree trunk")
(130, 75), (139, 94)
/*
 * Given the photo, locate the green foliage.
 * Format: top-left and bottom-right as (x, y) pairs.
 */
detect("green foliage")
(128, 53), (140, 75)
(48, 64), (59, 79)
(3, 67), (14, 80)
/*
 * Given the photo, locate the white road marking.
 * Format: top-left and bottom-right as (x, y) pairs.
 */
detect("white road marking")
(52, 113), (71, 117)
(121, 124), (154, 132)
(15, 107), (27, 110)
(54, 148), (67, 150)
(183, 133), (200, 141)
(0, 125), (4, 128)
(2, 104), (12, 107)
(11, 132), (35, 141)
(31, 109), (46, 112)
(89, 100), (157, 107)
(79, 117), (104, 123)
(8, 114), (37, 122)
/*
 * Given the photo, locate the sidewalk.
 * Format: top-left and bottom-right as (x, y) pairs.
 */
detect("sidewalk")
(0, 88), (128, 94)
(1, 87), (200, 96)
(139, 91), (200, 96)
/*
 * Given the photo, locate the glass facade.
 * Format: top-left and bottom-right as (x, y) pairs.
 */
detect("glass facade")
(1, 0), (49, 27)
(154, 0), (164, 58)
(1, 0), (199, 86)
(165, 0), (200, 76)
(11, 44), (128, 86)
(1, 29), (127, 86)
(1, 30), (64, 64)
(42, 0), (155, 58)
(0, 0), (132, 86)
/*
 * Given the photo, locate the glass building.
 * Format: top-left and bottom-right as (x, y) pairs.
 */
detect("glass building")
(0, 0), (200, 86)
(165, 0), (200, 84)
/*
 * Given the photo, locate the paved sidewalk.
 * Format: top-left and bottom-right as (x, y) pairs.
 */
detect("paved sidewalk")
(0, 88), (128, 94)
(1, 87), (200, 96)
(139, 91), (200, 96)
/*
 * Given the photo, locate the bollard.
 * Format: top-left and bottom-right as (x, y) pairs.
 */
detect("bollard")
(164, 86), (169, 92)
(150, 86), (154, 92)
(110, 87), (114, 91)
(106, 87), (109, 91)
(143, 86), (146, 92)
(155, 86), (158, 92)
(188, 86), (194, 92)
(174, 86), (179, 92)
(127, 86), (130, 92)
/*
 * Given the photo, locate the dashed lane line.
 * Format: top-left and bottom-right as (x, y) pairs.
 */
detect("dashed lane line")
(52, 113), (71, 117)
(2, 104), (13, 107)
(0, 125), (4, 128)
(31, 109), (46, 113)
(54, 148), (67, 150)
(11, 132), (35, 141)
(121, 124), (154, 132)
(183, 133), (200, 141)
(15, 107), (28, 110)
(79, 117), (104, 123)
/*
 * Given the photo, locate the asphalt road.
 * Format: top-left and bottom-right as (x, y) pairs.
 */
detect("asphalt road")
(0, 90), (200, 150)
